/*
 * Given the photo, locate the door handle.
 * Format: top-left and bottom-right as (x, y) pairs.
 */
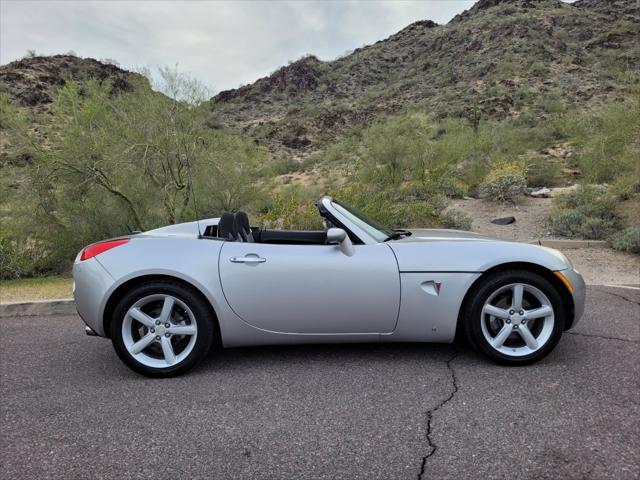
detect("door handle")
(230, 255), (266, 264)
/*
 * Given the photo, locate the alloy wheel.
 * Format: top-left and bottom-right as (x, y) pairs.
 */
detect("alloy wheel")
(122, 294), (198, 368)
(480, 283), (555, 357)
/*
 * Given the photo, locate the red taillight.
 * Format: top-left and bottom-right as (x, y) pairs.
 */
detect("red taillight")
(80, 239), (129, 261)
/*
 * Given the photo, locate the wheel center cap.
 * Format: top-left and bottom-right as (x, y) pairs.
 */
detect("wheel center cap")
(510, 314), (523, 323)
(155, 325), (166, 336)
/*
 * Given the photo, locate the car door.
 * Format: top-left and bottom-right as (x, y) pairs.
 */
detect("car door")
(219, 242), (400, 334)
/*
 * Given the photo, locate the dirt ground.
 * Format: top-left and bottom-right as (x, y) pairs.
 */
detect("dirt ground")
(451, 196), (555, 242)
(451, 196), (640, 286)
(564, 247), (640, 286)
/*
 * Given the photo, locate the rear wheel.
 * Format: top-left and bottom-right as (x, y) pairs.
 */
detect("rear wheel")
(463, 270), (565, 365)
(111, 281), (214, 377)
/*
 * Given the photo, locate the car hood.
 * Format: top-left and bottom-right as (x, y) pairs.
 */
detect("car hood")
(395, 228), (499, 243)
(388, 229), (572, 273)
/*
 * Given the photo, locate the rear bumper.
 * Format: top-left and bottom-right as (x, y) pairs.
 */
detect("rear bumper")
(72, 257), (115, 337)
(562, 268), (586, 329)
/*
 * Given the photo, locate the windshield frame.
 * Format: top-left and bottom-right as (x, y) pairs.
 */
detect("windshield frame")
(330, 200), (394, 243)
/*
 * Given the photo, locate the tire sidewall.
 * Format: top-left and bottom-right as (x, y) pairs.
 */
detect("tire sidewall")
(464, 270), (566, 365)
(111, 281), (214, 377)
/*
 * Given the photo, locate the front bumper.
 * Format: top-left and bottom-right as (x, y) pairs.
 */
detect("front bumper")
(72, 257), (115, 337)
(562, 268), (586, 329)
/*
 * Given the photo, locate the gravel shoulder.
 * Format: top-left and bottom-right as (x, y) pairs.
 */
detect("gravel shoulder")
(564, 247), (640, 286)
(451, 196), (640, 286)
(451, 196), (555, 242)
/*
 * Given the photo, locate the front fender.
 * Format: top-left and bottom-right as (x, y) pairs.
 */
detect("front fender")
(388, 240), (571, 273)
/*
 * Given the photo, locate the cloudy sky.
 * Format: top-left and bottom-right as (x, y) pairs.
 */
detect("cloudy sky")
(1, 1), (479, 93)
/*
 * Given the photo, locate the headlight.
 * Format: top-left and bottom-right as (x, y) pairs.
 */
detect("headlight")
(561, 252), (573, 269)
(540, 246), (573, 269)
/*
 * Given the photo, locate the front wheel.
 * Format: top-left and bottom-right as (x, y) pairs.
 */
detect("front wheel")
(462, 270), (565, 365)
(111, 281), (215, 377)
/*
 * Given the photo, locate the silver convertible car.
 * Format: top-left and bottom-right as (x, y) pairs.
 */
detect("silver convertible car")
(73, 196), (585, 376)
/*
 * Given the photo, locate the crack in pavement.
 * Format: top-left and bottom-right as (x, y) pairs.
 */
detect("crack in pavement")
(417, 349), (459, 480)
(595, 287), (640, 306)
(567, 331), (639, 344)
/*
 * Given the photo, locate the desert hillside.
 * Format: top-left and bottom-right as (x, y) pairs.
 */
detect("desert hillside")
(0, 54), (144, 111)
(211, 0), (639, 156)
(0, 0), (638, 279)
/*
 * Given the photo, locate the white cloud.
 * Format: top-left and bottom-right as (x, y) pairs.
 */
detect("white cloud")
(1, 0), (476, 92)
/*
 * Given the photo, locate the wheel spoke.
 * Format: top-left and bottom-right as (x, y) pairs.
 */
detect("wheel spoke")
(491, 324), (513, 348)
(524, 305), (553, 320)
(483, 304), (510, 319)
(511, 284), (524, 310)
(167, 325), (196, 336)
(158, 296), (175, 324)
(161, 336), (176, 365)
(518, 325), (538, 350)
(130, 333), (156, 354)
(128, 307), (155, 328)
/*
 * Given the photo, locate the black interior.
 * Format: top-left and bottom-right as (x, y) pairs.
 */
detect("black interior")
(234, 211), (254, 243)
(203, 211), (329, 245)
(258, 229), (328, 245)
(217, 212), (236, 240)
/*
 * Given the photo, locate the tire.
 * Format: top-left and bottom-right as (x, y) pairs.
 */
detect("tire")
(462, 269), (565, 365)
(111, 280), (215, 377)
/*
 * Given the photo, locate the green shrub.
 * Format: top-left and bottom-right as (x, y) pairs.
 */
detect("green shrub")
(269, 157), (301, 176)
(572, 100), (640, 183)
(0, 238), (22, 280)
(529, 61), (546, 77)
(0, 236), (62, 280)
(537, 96), (564, 114)
(548, 209), (586, 238)
(429, 194), (449, 216)
(525, 155), (563, 187)
(333, 184), (439, 229)
(553, 184), (606, 209)
(388, 202), (436, 229)
(548, 185), (619, 239)
(609, 228), (640, 254)
(429, 172), (468, 198)
(256, 192), (324, 230)
(405, 174), (468, 200)
(481, 162), (527, 202)
(440, 209), (472, 231)
(609, 172), (640, 201)
(580, 217), (616, 240)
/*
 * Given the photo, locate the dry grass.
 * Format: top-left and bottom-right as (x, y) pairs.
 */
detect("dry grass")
(0, 276), (73, 303)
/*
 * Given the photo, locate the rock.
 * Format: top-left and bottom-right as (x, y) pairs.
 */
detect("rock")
(550, 185), (578, 197)
(530, 187), (551, 198)
(491, 216), (516, 225)
(0, 55), (137, 109)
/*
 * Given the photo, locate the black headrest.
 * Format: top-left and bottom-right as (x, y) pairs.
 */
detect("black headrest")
(234, 211), (253, 242)
(218, 212), (237, 240)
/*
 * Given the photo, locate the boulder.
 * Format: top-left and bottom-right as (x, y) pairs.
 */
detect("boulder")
(491, 216), (516, 225)
(530, 187), (551, 198)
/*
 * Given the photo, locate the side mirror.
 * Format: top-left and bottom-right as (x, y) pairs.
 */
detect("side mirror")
(327, 228), (355, 257)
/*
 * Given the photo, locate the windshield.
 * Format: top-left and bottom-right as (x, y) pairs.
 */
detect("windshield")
(331, 201), (394, 243)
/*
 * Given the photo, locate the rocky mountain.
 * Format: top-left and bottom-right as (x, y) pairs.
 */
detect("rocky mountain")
(0, 54), (143, 112)
(211, 0), (639, 157)
(0, 0), (637, 160)
(0, 55), (154, 169)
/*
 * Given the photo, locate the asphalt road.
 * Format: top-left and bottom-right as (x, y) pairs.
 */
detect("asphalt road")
(1, 286), (638, 480)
